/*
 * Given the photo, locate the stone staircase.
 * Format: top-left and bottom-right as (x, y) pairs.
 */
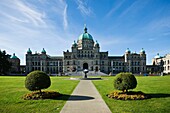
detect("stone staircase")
(67, 71), (108, 76)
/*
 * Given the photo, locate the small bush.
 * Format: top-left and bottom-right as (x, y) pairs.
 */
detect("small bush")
(23, 91), (61, 100)
(114, 72), (137, 93)
(25, 71), (51, 93)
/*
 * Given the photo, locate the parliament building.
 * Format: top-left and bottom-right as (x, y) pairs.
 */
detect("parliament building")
(26, 27), (147, 75)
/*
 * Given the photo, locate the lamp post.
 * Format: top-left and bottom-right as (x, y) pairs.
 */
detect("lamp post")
(83, 69), (89, 78)
(113, 68), (115, 75)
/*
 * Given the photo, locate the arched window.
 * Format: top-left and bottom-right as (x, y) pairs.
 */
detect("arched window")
(96, 61), (98, 65)
(73, 61), (76, 65)
(67, 61), (69, 65)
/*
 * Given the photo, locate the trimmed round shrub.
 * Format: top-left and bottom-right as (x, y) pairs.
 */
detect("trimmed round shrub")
(25, 71), (51, 92)
(114, 72), (137, 92)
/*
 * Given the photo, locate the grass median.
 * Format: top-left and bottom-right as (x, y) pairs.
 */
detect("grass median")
(0, 76), (79, 113)
(93, 75), (170, 113)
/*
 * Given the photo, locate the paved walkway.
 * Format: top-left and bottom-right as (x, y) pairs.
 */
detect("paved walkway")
(60, 80), (112, 113)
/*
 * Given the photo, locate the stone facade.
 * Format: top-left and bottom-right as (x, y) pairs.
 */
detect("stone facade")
(26, 27), (147, 74)
(163, 54), (170, 74)
(26, 48), (63, 74)
(151, 53), (170, 74)
(108, 48), (146, 74)
(8, 53), (20, 73)
(63, 27), (108, 73)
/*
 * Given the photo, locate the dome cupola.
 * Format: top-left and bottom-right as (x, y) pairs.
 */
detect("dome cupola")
(27, 48), (32, 54)
(154, 53), (161, 59)
(77, 26), (95, 50)
(125, 48), (131, 53)
(41, 48), (46, 54)
(11, 53), (18, 59)
(78, 26), (93, 41)
(94, 40), (99, 47)
(72, 40), (78, 47)
(140, 48), (145, 54)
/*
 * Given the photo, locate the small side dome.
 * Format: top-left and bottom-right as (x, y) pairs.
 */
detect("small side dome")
(72, 40), (78, 47)
(154, 53), (161, 59)
(11, 53), (18, 59)
(140, 48), (145, 53)
(27, 48), (32, 54)
(41, 48), (46, 54)
(94, 40), (99, 47)
(126, 48), (131, 53)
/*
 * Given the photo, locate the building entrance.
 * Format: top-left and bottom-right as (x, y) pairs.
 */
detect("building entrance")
(83, 63), (88, 69)
(95, 66), (99, 72)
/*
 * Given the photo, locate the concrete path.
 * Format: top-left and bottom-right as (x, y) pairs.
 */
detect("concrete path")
(60, 80), (112, 113)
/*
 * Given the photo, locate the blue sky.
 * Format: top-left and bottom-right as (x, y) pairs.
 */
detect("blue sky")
(0, 0), (170, 65)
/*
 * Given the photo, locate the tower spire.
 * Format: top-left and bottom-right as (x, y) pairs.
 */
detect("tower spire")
(84, 24), (87, 33)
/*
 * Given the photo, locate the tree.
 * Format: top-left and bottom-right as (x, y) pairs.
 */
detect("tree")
(25, 71), (51, 94)
(114, 72), (137, 93)
(0, 50), (11, 75)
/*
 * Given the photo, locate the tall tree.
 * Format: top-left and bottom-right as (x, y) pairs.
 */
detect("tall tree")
(0, 50), (11, 75)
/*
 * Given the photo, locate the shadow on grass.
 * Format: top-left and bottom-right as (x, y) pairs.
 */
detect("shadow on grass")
(56, 94), (95, 101)
(106, 91), (170, 100)
(147, 93), (170, 99)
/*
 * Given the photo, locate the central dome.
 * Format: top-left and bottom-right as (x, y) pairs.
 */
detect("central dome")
(78, 27), (93, 40)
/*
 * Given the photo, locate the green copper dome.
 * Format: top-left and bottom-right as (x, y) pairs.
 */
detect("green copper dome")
(140, 48), (145, 53)
(11, 53), (18, 59)
(95, 40), (99, 47)
(72, 40), (78, 47)
(27, 48), (32, 53)
(96, 40), (99, 45)
(78, 27), (93, 40)
(126, 48), (131, 53)
(154, 53), (161, 59)
(41, 48), (46, 54)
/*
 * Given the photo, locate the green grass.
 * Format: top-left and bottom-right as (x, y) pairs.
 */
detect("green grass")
(0, 76), (79, 113)
(93, 76), (170, 113)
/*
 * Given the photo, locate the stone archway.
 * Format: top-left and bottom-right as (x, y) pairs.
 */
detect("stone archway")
(83, 63), (88, 69)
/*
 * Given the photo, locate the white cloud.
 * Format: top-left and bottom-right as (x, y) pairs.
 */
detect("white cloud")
(94, 34), (135, 46)
(49, 0), (68, 29)
(0, 0), (46, 27)
(75, 0), (93, 16)
(106, 0), (125, 17)
(148, 17), (170, 31)
(0, 0), (71, 64)
(148, 38), (155, 41)
(15, 0), (46, 26)
(63, 4), (68, 30)
(119, 1), (150, 18)
(139, 16), (170, 38)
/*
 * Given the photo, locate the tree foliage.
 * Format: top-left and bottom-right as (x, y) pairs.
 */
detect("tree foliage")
(0, 50), (11, 75)
(114, 72), (137, 93)
(25, 71), (51, 93)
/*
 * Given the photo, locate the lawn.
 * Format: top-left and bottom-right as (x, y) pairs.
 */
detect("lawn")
(93, 75), (170, 113)
(0, 76), (79, 113)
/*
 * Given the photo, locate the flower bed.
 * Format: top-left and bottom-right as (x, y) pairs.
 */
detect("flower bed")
(23, 91), (61, 100)
(107, 91), (149, 100)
